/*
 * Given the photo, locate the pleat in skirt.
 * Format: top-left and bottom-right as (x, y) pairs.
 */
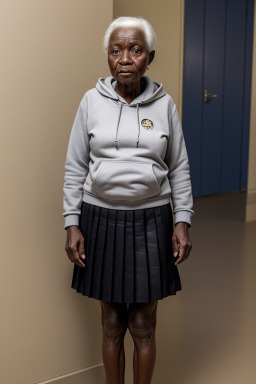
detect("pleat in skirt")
(71, 201), (182, 303)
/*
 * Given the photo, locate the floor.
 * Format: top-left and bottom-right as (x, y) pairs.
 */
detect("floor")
(123, 191), (256, 384)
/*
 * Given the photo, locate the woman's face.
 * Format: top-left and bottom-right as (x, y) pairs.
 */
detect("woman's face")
(108, 27), (155, 85)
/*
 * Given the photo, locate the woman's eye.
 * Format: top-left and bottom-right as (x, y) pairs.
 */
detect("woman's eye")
(112, 49), (120, 54)
(133, 48), (141, 54)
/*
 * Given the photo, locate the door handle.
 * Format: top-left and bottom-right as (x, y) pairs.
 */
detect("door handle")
(204, 89), (218, 103)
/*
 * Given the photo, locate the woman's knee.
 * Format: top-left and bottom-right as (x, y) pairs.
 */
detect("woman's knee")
(128, 302), (158, 345)
(100, 301), (128, 344)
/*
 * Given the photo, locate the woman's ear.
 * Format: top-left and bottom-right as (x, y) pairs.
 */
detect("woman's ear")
(148, 50), (155, 65)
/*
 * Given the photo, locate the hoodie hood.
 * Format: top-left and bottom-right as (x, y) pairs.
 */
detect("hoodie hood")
(96, 75), (166, 105)
(95, 76), (166, 147)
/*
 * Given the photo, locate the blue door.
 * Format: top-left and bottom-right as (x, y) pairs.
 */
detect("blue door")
(182, 0), (254, 197)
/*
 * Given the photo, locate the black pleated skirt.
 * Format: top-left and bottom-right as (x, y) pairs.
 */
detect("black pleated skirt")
(71, 201), (182, 303)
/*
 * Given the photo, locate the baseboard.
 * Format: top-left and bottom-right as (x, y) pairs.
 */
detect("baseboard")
(36, 363), (104, 384)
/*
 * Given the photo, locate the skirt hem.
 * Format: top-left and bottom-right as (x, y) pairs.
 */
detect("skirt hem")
(71, 284), (182, 304)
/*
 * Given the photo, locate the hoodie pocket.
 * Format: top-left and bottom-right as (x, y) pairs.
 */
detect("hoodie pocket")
(91, 160), (161, 201)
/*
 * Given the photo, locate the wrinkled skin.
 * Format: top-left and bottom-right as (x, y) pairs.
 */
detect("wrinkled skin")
(107, 27), (155, 104)
(172, 222), (192, 265)
(65, 226), (86, 267)
(65, 26), (192, 384)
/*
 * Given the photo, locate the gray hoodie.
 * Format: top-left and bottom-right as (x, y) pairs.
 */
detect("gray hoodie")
(63, 75), (194, 229)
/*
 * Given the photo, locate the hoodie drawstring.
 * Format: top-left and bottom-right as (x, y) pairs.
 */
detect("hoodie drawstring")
(115, 102), (141, 149)
(136, 104), (141, 148)
(115, 103), (123, 148)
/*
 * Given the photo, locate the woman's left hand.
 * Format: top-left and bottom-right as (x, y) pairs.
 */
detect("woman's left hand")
(172, 222), (192, 266)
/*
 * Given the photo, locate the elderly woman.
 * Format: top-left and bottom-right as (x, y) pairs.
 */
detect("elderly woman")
(63, 16), (194, 384)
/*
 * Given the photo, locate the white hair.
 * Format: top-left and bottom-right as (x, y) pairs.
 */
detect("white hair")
(103, 16), (157, 53)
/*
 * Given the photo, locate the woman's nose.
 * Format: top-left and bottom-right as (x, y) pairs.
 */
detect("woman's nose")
(119, 50), (132, 64)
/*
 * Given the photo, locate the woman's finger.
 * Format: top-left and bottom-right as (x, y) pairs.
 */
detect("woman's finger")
(71, 246), (85, 268)
(172, 234), (179, 258)
(180, 242), (192, 263)
(78, 237), (86, 261)
(174, 243), (187, 265)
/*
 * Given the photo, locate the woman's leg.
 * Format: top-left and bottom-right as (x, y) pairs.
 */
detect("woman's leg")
(128, 300), (158, 384)
(100, 300), (129, 384)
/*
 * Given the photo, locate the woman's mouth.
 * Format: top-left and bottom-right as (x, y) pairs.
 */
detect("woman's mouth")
(119, 70), (133, 75)
(119, 67), (133, 73)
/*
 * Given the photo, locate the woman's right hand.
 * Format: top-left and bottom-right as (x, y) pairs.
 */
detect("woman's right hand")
(65, 226), (86, 268)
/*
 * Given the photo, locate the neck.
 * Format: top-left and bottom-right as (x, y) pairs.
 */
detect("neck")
(115, 80), (142, 104)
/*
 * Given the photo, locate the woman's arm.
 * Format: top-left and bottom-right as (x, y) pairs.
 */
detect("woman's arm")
(63, 99), (90, 267)
(164, 103), (194, 264)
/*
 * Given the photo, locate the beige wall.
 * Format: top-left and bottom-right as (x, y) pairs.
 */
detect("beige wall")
(0, 1), (112, 383)
(114, 0), (185, 115)
(246, 0), (256, 221)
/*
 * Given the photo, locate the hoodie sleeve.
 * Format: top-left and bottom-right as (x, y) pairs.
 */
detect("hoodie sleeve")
(63, 100), (90, 229)
(164, 104), (194, 226)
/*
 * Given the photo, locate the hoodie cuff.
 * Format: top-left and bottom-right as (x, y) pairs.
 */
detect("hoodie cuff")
(174, 211), (192, 227)
(64, 214), (80, 229)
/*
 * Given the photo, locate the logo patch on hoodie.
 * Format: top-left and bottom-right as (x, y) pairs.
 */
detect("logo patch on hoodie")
(141, 119), (154, 130)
